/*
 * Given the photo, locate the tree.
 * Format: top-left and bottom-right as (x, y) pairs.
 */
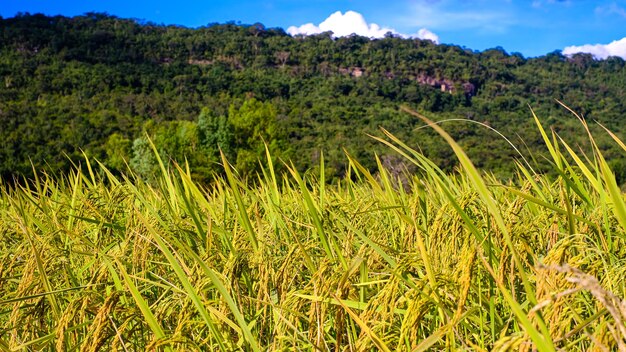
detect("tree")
(130, 135), (158, 180)
(104, 132), (131, 171)
(228, 98), (279, 175)
(197, 107), (234, 164)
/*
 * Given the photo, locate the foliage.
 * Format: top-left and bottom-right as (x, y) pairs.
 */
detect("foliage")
(2, 109), (626, 350)
(1, 13), (626, 182)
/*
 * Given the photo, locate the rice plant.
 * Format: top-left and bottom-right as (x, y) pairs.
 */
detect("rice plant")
(1, 107), (626, 351)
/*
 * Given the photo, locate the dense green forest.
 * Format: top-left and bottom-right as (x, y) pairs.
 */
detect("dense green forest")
(2, 12), (626, 183)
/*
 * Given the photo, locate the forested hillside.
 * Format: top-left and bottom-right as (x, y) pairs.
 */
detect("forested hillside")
(2, 12), (626, 182)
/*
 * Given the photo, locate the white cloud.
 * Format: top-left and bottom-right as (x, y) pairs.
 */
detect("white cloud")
(563, 37), (626, 60)
(416, 28), (439, 43)
(287, 23), (320, 36)
(287, 10), (439, 43)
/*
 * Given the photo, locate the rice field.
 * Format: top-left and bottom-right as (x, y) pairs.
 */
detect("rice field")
(1, 109), (626, 351)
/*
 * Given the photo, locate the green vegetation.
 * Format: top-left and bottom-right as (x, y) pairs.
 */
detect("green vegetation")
(2, 107), (626, 350)
(2, 13), (626, 183)
(2, 12), (626, 350)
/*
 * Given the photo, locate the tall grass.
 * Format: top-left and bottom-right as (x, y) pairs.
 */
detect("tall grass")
(1, 108), (626, 351)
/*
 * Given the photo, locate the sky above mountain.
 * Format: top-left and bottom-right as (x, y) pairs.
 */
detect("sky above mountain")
(2, 0), (626, 59)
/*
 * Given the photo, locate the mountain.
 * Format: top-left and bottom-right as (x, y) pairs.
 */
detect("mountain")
(2, 12), (626, 183)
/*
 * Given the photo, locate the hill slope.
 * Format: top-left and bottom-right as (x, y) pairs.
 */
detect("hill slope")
(1, 13), (626, 181)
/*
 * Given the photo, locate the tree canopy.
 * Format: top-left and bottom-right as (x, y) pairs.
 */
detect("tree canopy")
(1, 13), (626, 183)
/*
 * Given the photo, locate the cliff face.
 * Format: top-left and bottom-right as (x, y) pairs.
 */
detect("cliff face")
(334, 68), (476, 96)
(338, 67), (364, 77)
(416, 72), (475, 96)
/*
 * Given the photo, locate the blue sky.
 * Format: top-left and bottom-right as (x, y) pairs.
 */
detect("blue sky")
(2, 0), (626, 58)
